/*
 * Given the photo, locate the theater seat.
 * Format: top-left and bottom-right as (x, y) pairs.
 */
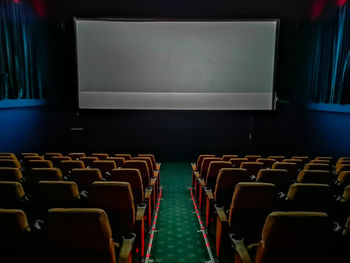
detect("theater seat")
(192, 154), (215, 172)
(107, 157), (126, 168)
(244, 155), (262, 162)
(304, 163), (330, 171)
(336, 171), (350, 190)
(0, 181), (26, 209)
(291, 156), (309, 164)
(80, 157), (99, 168)
(283, 158), (304, 170)
(93, 160), (117, 178)
(256, 158), (276, 169)
(336, 164), (350, 175)
(256, 169), (290, 193)
(271, 162), (299, 181)
(267, 156), (285, 162)
(68, 152), (86, 160)
(229, 158), (249, 168)
(89, 182), (145, 258)
(44, 153), (63, 160)
(70, 168), (102, 192)
(240, 162), (265, 177)
(27, 160), (53, 169)
(0, 159), (21, 168)
(43, 208), (135, 263)
(51, 156), (72, 167)
(0, 209), (32, 262)
(0, 167), (23, 182)
(222, 155), (239, 162)
(231, 212), (334, 263)
(123, 160), (152, 192)
(92, 153), (109, 160)
(110, 168), (153, 227)
(204, 168), (249, 228)
(138, 154), (160, 170)
(296, 170), (330, 184)
(57, 160), (85, 177)
(286, 183), (331, 212)
(215, 182), (276, 258)
(29, 168), (63, 183)
(114, 154), (132, 160)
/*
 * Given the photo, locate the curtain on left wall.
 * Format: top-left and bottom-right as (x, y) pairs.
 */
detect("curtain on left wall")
(0, 0), (43, 100)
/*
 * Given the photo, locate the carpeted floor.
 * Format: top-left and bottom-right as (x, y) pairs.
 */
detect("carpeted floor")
(150, 162), (210, 263)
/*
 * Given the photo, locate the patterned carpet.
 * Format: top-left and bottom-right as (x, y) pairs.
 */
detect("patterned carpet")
(150, 162), (210, 263)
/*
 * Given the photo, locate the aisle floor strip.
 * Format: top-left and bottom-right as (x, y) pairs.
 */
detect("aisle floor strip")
(189, 187), (215, 263)
(145, 187), (163, 263)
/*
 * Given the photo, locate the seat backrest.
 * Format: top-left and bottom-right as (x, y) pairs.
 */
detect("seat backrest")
(297, 170), (330, 184)
(342, 185), (350, 201)
(21, 153), (39, 157)
(45, 153), (63, 160)
(214, 168), (249, 208)
(45, 208), (116, 263)
(271, 162), (299, 181)
(91, 153), (109, 160)
(304, 163), (330, 171)
(114, 154), (132, 160)
(68, 153), (86, 160)
(57, 160), (85, 175)
(315, 156), (333, 161)
(267, 156), (285, 162)
(79, 157), (99, 168)
(256, 169), (290, 192)
(0, 182), (25, 207)
(240, 162), (265, 176)
(337, 164), (350, 174)
(255, 211), (332, 263)
(229, 157), (249, 168)
(30, 168), (63, 183)
(0, 153), (16, 157)
(70, 168), (102, 192)
(310, 159), (331, 164)
(22, 155), (44, 166)
(89, 182), (135, 236)
(0, 209), (30, 250)
(0, 159), (21, 168)
(0, 168), (23, 181)
(27, 160), (53, 169)
(133, 156), (154, 173)
(221, 155), (239, 162)
(51, 156), (72, 166)
(337, 171), (350, 187)
(286, 183), (331, 212)
(256, 158), (276, 169)
(106, 157), (125, 168)
(229, 182), (276, 242)
(205, 161), (232, 189)
(244, 155), (262, 162)
(283, 158), (304, 170)
(124, 160), (150, 189)
(196, 154), (215, 171)
(200, 157), (221, 179)
(291, 156), (309, 164)
(92, 160), (116, 175)
(138, 154), (156, 169)
(110, 168), (144, 205)
(36, 181), (80, 207)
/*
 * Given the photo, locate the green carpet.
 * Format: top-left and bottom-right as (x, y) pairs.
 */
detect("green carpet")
(150, 162), (210, 263)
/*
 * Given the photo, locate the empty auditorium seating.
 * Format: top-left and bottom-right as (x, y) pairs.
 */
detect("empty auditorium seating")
(231, 212), (334, 263)
(29, 168), (63, 183)
(107, 157), (125, 168)
(291, 156), (309, 164)
(115, 154), (132, 160)
(123, 160), (152, 192)
(283, 158), (304, 170)
(0, 167), (23, 182)
(240, 162), (265, 177)
(336, 164), (350, 174)
(229, 157), (249, 168)
(304, 163), (330, 171)
(268, 155), (285, 162)
(271, 162), (299, 181)
(296, 170), (330, 184)
(56, 160), (85, 177)
(44, 153), (63, 160)
(43, 208), (134, 263)
(215, 182), (276, 258)
(68, 152), (86, 159)
(0, 159), (21, 168)
(51, 156), (72, 166)
(244, 155), (262, 162)
(192, 154), (215, 171)
(138, 154), (160, 170)
(92, 160), (117, 177)
(91, 153), (109, 160)
(256, 158), (276, 169)
(70, 168), (103, 192)
(222, 154), (239, 162)
(27, 160), (53, 169)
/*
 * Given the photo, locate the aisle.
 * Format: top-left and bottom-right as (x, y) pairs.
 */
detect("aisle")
(150, 162), (210, 263)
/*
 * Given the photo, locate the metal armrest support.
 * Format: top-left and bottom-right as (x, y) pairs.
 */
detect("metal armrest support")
(153, 170), (159, 178)
(191, 162), (197, 171)
(204, 187), (214, 201)
(156, 162), (161, 170)
(136, 203), (146, 221)
(198, 178), (206, 188)
(117, 233), (136, 263)
(145, 187), (152, 199)
(194, 171), (200, 179)
(150, 178), (157, 186)
(230, 234), (253, 263)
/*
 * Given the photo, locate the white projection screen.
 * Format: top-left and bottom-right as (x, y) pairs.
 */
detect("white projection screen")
(75, 19), (278, 110)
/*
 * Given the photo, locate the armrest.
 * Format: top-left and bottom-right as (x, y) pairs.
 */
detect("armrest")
(153, 170), (159, 178)
(199, 178), (206, 188)
(249, 175), (256, 181)
(194, 171), (200, 179)
(150, 178), (157, 186)
(145, 187), (152, 199)
(204, 187), (214, 201)
(136, 203), (146, 221)
(230, 234), (253, 263)
(215, 204), (228, 223)
(156, 162), (161, 170)
(191, 162), (197, 171)
(117, 233), (136, 263)
(80, 190), (88, 199)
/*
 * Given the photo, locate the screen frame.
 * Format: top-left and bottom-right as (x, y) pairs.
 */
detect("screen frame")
(73, 17), (280, 111)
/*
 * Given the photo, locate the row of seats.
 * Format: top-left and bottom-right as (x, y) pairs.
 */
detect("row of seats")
(0, 208), (135, 263)
(191, 154), (350, 261)
(0, 152), (161, 262)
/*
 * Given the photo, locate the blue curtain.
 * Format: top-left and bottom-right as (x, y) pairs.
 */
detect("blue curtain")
(308, 3), (350, 104)
(0, 0), (43, 100)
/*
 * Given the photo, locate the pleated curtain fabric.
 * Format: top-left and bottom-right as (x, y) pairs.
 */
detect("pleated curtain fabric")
(0, 0), (43, 99)
(308, 3), (350, 105)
